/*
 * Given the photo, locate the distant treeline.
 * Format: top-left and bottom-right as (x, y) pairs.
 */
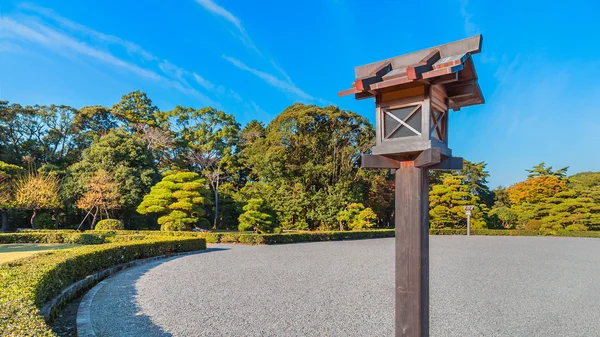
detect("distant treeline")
(0, 92), (598, 232)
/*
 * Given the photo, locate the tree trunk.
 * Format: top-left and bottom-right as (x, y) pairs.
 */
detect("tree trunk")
(1, 210), (8, 232)
(339, 220), (344, 231)
(54, 208), (60, 229)
(91, 209), (99, 230)
(213, 189), (219, 230)
(30, 209), (38, 229)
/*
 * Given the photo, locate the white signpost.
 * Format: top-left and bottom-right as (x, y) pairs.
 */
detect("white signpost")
(464, 205), (474, 236)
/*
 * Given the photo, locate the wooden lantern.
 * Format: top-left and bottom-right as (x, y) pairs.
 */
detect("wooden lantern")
(339, 34), (484, 163)
(339, 35), (486, 337)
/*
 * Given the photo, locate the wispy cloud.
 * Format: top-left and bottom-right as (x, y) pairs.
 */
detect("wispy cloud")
(1, 16), (217, 105)
(0, 41), (24, 53)
(223, 55), (315, 101)
(20, 3), (157, 61)
(194, 0), (301, 92)
(194, 0), (261, 56)
(459, 0), (480, 36)
(2, 5), (252, 108)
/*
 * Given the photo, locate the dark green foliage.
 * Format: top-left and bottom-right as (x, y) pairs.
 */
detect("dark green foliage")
(0, 236), (205, 336)
(241, 103), (388, 230)
(95, 219), (124, 230)
(66, 129), (158, 228)
(32, 212), (55, 229)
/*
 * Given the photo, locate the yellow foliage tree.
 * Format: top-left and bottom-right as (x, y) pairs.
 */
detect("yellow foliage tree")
(76, 169), (121, 229)
(506, 175), (567, 205)
(14, 171), (61, 228)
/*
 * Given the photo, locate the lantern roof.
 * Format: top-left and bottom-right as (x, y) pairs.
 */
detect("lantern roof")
(338, 35), (484, 111)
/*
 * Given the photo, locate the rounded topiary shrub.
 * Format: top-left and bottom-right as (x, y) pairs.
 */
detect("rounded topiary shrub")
(197, 217), (211, 230)
(524, 220), (542, 231)
(95, 219), (124, 230)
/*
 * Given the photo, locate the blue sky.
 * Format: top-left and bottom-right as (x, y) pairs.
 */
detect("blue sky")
(1, 0), (599, 188)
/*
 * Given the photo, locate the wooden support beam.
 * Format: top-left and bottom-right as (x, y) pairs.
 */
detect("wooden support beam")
(413, 148), (442, 168)
(447, 80), (476, 99)
(407, 49), (441, 80)
(361, 154), (400, 169)
(395, 161), (429, 337)
(421, 64), (463, 79)
(429, 157), (463, 171)
(430, 72), (458, 85)
(338, 87), (360, 97)
(355, 92), (374, 100)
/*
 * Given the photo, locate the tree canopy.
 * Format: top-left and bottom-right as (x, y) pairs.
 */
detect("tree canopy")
(1, 92), (598, 233)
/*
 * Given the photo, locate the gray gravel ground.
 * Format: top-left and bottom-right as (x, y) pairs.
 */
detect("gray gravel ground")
(87, 236), (600, 336)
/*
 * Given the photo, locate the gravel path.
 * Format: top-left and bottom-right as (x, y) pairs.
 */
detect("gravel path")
(86, 236), (600, 336)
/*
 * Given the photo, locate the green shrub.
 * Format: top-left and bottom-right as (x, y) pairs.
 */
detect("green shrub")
(0, 236), (206, 336)
(34, 213), (56, 229)
(524, 220), (543, 231)
(238, 198), (273, 233)
(197, 218), (211, 229)
(564, 223), (588, 231)
(95, 219), (124, 230)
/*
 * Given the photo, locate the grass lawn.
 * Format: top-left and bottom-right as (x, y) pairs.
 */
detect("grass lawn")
(0, 243), (80, 264)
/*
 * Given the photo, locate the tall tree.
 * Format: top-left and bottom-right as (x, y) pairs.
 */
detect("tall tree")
(166, 106), (240, 229)
(527, 162), (569, 179)
(111, 91), (159, 128)
(66, 129), (158, 224)
(242, 103), (381, 230)
(459, 160), (494, 207)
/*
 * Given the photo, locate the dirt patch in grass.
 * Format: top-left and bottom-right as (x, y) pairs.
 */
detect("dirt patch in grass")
(0, 243), (79, 264)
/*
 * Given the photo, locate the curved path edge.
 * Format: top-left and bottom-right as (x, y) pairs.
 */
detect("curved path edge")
(72, 250), (204, 337)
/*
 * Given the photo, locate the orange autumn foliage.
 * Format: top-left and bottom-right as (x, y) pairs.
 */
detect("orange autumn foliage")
(506, 175), (567, 205)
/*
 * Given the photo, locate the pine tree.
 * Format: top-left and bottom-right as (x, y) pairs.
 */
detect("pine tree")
(429, 174), (486, 229)
(536, 190), (600, 231)
(137, 171), (209, 231)
(238, 198), (273, 233)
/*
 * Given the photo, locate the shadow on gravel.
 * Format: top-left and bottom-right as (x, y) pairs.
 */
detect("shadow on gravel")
(84, 248), (229, 337)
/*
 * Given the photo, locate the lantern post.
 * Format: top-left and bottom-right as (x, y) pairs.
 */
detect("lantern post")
(339, 35), (486, 337)
(464, 205), (475, 236)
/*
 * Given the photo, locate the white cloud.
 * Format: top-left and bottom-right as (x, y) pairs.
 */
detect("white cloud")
(223, 55), (315, 101)
(3, 5), (259, 108)
(1, 16), (216, 106)
(194, 0), (260, 56)
(459, 0), (480, 36)
(0, 41), (24, 53)
(20, 3), (157, 61)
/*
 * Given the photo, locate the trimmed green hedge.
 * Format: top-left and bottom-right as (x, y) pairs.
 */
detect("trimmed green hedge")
(0, 236), (206, 336)
(0, 232), (112, 244)
(94, 229), (396, 244)
(8, 228), (598, 247)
